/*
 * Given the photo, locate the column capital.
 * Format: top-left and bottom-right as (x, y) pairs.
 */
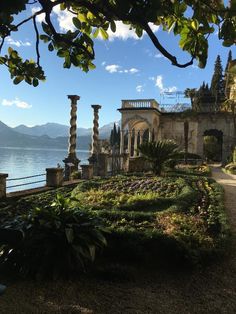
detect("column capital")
(91, 104), (102, 111)
(67, 95), (80, 105)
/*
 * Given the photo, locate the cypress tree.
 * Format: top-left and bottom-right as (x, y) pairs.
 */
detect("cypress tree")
(210, 55), (225, 109)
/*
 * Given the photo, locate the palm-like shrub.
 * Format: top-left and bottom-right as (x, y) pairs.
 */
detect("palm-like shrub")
(138, 140), (179, 175)
(0, 194), (106, 278)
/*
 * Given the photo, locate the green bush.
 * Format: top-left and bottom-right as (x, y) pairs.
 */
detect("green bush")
(224, 163), (236, 174)
(0, 194), (107, 278)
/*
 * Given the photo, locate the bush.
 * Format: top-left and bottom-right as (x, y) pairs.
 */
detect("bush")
(224, 163), (236, 174)
(0, 194), (107, 278)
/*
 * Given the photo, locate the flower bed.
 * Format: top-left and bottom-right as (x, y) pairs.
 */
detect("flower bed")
(71, 175), (228, 264)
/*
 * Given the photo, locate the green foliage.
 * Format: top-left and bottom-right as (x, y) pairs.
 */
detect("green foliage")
(0, 1), (236, 85)
(110, 123), (120, 148)
(138, 140), (180, 175)
(71, 174), (229, 264)
(210, 55), (225, 108)
(224, 162), (236, 174)
(0, 194), (106, 278)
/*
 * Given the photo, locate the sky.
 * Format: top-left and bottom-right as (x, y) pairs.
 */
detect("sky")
(0, 3), (234, 129)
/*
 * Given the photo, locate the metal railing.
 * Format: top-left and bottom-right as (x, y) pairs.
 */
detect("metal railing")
(7, 173), (46, 190)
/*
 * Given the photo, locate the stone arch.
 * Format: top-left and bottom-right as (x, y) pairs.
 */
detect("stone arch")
(122, 115), (152, 130)
(203, 129), (223, 161)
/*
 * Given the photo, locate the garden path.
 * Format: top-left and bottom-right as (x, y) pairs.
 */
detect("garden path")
(211, 166), (236, 230)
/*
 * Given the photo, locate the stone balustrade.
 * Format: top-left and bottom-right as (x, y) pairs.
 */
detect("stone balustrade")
(121, 99), (159, 109)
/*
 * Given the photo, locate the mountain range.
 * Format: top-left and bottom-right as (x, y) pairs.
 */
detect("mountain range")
(0, 121), (118, 150)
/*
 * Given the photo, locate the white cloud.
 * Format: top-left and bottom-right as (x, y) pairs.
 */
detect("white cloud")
(105, 65), (139, 74)
(101, 61), (106, 66)
(105, 64), (120, 73)
(155, 53), (164, 59)
(2, 98), (32, 109)
(53, 5), (75, 32)
(31, 6), (45, 23)
(155, 75), (177, 93)
(6, 37), (31, 47)
(149, 76), (155, 81)
(136, 85), (144, 93)
(106, 21), (159, 41)
(129, 68), (139, 74)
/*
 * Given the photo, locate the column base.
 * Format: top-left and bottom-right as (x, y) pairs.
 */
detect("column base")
(63, 155), (80, 181)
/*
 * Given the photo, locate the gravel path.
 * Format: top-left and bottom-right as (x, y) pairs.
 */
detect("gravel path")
(211, 167), (236, 230)
(1, 168), (236, 314)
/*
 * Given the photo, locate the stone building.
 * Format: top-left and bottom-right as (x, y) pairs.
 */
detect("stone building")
(118, 98), (235, 171)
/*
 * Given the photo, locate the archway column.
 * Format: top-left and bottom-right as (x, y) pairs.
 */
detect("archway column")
(134, 130), (138, 157)
(127, 130), (132, 156)
(120, 130), (124, 155)
(148, 129), (152, 142)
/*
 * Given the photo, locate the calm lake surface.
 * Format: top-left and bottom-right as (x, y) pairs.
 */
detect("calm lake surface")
(0, 147), (89, 192)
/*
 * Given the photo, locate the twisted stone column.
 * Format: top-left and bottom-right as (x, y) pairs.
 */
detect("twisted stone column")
(91, 104), (101, 155)
(63, 95), (80, 180)
(89, 105), (101, 175)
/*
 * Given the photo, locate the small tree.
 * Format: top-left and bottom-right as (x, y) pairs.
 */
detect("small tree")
(184, 88), (197, 108)
(138, 140), (179, 175)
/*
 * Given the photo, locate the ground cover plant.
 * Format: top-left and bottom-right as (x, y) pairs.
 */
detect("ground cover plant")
(0, 190), (106, 278)
(71, 174), (229, 264)
(0, 171), (229, 277)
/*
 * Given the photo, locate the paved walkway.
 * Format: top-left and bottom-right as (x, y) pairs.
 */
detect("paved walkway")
(211, 166), (236, 230)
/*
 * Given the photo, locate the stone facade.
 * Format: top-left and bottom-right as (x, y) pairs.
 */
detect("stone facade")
(118, 99), (235, 171)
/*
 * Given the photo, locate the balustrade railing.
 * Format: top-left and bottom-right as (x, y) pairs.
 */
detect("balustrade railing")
(122, 99), (159, 109)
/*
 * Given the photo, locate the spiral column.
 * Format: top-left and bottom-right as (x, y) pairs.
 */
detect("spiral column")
(91, 104), (101, 155)
(63, 95), (80, 180)
(88, 105), (101, 175)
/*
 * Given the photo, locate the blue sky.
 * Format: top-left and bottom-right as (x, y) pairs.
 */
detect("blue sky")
(0, 4), (234, 129)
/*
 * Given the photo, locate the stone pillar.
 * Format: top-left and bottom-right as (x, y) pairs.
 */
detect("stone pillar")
(91, 104), (101, 155)
(127, 130), (132, 157)
(134, 130), (138, 157)
(148, 129), (152, 142)
(63, 95), (80, 180)
(81, 164), (94, 179)
(139, 131), (143, 156)
(46, 168), (64, 187)
(97, 153), (108, 177)
(120, 130), (124, 155)
(89, 104), (101, 175)
(0, 174), (8, 198)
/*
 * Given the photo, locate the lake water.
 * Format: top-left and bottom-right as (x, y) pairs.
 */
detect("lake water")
(0, 147), (89, 192)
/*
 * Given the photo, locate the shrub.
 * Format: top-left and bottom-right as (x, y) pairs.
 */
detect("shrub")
(224, 163), (236, 174)
(0, 194), (106, 278)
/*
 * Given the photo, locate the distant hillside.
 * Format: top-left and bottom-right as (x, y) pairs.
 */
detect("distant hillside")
(14, 122), (91, 138)
(0, 121), (119, 150)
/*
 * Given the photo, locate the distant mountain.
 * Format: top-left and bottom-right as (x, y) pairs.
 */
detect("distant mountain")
(13, 121), (119, 139)
(14, 122), (91, 138)
(0, 121), (119, 150)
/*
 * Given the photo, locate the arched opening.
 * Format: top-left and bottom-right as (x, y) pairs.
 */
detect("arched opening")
(203, 129), (223, 162)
